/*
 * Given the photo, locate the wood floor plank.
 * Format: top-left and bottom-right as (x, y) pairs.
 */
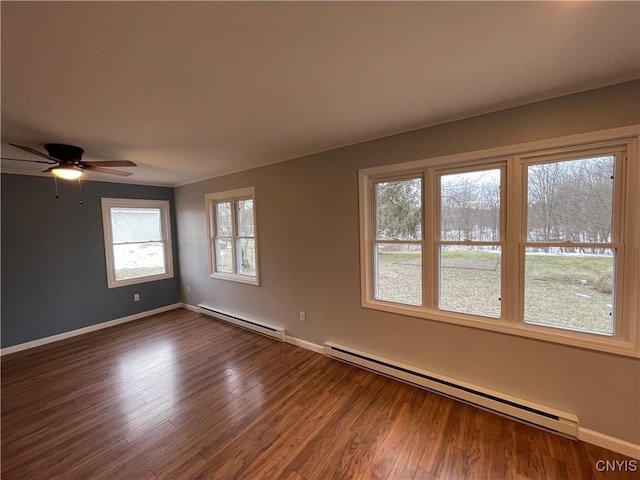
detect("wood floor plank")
(384, 393), (441, 480)
(280, 383), (378, 480)
(2, 308), (637, 480)
(332, 380), (429, 479)
(238, 391), (355, 480)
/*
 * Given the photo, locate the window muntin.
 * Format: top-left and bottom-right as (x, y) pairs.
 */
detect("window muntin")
(101, 199), (174, 288)
(359, 129), (639, 356)
(206, 187), (259, 285)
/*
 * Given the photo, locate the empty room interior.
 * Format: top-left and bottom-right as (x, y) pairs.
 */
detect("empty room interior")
(2, 2), (640, 479)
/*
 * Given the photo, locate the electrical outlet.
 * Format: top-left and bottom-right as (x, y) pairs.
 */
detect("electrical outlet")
(134, 293), (140, 302)
(186, 285), (191, 293)
(299, 311), (306, 322)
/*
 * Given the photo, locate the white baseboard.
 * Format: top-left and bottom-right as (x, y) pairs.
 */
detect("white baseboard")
(185, 302), (323, 353)
(579, 428), (640, 459)
(285, 335), (324, 354)
(1, 303), (182, 356)
(181, 302), (199, 312)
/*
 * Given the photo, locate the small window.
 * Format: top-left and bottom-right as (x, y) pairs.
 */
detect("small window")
(205, 187), (259, 285)
(101, 198), (174, 288)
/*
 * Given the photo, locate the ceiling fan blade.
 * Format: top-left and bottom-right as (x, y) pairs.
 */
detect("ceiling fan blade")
(82, 165), (133, 176)
(1, 156), (57, 165)
(9, 143), (59, 163)
(82, 160), (137, 167)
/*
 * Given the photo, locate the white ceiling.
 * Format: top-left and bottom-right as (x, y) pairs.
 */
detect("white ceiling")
(2, 1), (639, 186)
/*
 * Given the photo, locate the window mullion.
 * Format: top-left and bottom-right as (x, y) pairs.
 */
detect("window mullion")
(612, 150), (626, 341)
(504, 155), (522, 323)
(424, 168), (437, 309)
(231, 199), (238, 275)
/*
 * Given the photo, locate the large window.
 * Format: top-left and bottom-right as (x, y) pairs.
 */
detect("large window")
(359, 127), (640, 356)
(205, 187), (259, 285)
(101, 198), (174, 288)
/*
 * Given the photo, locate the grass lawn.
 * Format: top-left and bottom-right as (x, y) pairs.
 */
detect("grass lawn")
(376, 250), (614, 335)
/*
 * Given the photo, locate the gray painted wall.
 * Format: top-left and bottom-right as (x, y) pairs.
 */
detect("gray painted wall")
(1, 174), (180, 348)
(175, 80), (640, 444)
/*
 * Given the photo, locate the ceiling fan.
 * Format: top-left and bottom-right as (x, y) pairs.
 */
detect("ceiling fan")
(1, 143), (137, 179)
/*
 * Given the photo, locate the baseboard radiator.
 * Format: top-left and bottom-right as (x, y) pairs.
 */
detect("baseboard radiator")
(197, 304), (285, 342)
(324, 342), (579, 439)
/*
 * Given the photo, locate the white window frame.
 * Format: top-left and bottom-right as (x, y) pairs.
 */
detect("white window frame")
(205, 186), (259, 285)
(359, 126), (640, 357)
(101, 198), (174, 288)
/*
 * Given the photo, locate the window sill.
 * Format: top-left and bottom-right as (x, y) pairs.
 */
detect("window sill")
(362, 299), (639, 358)
(209, 272), (260, 286)
(107, 272), (174, 289)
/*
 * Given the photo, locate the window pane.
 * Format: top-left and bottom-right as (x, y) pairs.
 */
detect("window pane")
(524, 247), (614, 335)
(439, 246), (501, 318)
(237, 199), (255, 237)
(215, 238), (233, 273)
(237, 238), (256, 276)
(111, 208), (162, 243)
(527, 156), (614, 242)
(113, 242), (166, 281)
(440, 169), (500, 241)
(376, 178), (422, 241)
(216, 202), (232, 237)
(375, 243), (421, 305)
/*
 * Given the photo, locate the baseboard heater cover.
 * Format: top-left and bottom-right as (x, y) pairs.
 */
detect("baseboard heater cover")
(324, 342), (579, 438)
(197, 304), (285, 341)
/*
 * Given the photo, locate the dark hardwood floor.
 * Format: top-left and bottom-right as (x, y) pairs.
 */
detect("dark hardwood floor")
(1, 308), (636, 479)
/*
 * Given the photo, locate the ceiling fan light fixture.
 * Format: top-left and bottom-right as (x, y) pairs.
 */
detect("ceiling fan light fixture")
(51, 165), (83, 180)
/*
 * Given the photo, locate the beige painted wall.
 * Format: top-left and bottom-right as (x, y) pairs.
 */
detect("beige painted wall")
(175, 80), (640, 444)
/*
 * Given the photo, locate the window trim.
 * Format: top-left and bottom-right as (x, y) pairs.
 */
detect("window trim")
(359, 125), (640, 357)
(101, 198), (174, 289)
(205, 186), (259, 286)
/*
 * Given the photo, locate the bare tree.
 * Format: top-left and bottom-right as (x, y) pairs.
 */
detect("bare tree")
(527, 162), (565, 244)
(444, 178), (478, 240)
(527, 156), (614, 253)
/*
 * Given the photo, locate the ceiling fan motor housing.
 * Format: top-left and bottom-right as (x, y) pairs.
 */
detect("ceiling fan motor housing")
(44, 143), (85, 163)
